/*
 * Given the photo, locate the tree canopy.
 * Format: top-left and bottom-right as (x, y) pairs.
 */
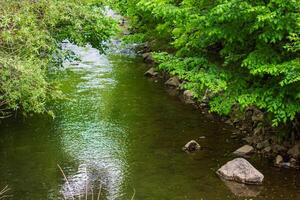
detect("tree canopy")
(112, 0), (300, 126)
(0, 0), (116, 118)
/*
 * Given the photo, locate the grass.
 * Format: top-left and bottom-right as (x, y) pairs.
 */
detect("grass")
(58, 164), (135, 200)
(0, 185), (11, 199)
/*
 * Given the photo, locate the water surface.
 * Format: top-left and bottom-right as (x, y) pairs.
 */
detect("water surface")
(0, 44), (300, 200)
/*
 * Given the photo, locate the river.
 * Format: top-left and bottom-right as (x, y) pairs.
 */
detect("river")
(0, 42), (300, 200)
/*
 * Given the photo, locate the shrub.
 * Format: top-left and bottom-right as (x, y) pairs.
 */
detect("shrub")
(111, 0), (300, 126)
(0, 0), (117, 118)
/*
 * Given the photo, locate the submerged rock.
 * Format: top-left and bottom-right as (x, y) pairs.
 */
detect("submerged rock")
(233, 145), (254, 156)
(165, 77), (180, 87)
(182, 140), (201, 153)
(144, 67), (158, 77)
(221, 179), (262, 197)
(166, 87), (180, 96)
(217, 158), (264, 185)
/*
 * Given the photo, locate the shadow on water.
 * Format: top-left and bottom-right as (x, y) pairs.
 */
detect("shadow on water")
(0, 42), (300, 200)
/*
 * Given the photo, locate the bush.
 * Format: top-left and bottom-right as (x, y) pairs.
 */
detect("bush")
(111, 0), (300, 127)
(0, 0), (117, 118)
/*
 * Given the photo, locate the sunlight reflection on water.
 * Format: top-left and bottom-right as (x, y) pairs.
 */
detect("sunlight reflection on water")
(59, 41), (128, 199)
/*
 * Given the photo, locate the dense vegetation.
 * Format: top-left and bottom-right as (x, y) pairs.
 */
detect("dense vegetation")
(0, 0), (116, 118)
(112, 0), (300, 128)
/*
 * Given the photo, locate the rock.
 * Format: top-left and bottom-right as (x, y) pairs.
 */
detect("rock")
(144, 67), (158, 77)
(288, 158), (299, 169)
(225, 119), (233, 125)
(272, 144), (286, 154)
(244, 109), (254, 120)
(231, 135), (239, 139)
(275, 155), (283, 166)
(217, 158), (264, 185)
(233, 145), (254, 156)
(239, 124), (249, 131)
(165, 77), (180, 87)
(290, 158), (297, 166)
(199, 103), (208, 108)
(142, 52), (154, 63)
(256, 140), (269, 150)
(183, 90), (195, 104)
(256, 143), (264, 150)
(123, 30), (130, 36)
(137, 43), (151, 54)
(142, 52), (149, 58)
(287, 142), (300, 159)
(253, 127), (263, 135)
(232, 131), (239, 135)
(233, 118), (240, 125)
(252, 111), (264, 122)
(281, 162), (291, 168)
(243, 137), (254, 144)
(182, 140), (201, 153)
(262, 146), (272, 153)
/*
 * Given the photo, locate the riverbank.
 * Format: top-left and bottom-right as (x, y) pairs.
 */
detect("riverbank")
(140, 50), (300, 170)
(109, 0), (300, 172)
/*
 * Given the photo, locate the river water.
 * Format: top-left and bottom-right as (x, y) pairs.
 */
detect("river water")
(0, 42), (300, 200)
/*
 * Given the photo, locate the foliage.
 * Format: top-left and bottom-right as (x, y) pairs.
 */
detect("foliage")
(0, 0), (117, 118)
(111, 0), (300, 126)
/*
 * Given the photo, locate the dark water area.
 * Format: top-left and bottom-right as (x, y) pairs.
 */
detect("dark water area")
(0, 44), (300, 200)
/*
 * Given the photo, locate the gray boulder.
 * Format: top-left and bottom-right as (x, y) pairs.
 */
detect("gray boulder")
(217, 158), (264, 185)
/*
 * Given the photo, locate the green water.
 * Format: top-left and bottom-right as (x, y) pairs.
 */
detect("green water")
(0, 44), (300, 200)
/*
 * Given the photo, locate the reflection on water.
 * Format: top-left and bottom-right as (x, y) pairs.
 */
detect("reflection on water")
(221, 179), (262, 197)
(59, 42), (127, 199)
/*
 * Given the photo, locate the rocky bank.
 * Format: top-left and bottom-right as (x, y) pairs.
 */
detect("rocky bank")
(141, 50), (300, 170)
